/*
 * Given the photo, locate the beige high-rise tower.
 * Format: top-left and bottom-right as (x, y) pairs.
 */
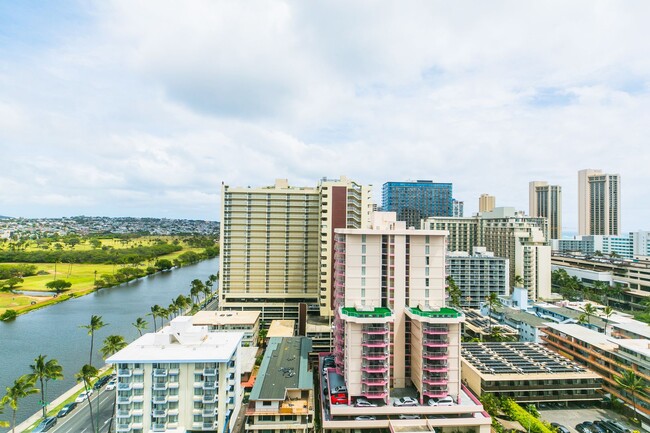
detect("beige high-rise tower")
(578, 169), (621, 236)
(478, 194), (495, 213)
(529, 181), (562, 239)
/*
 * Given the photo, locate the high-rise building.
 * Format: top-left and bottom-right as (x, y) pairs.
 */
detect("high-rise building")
(447, 247), (509, 308)
(478, 194), (495, 213)
(219, 177), (372, 321)
(332, 212), (464, 402)
(529, 181), (562, 240)
(452, 199), (464, 217)
(425, 208), (551, 300)
(382, 180), (453, 228)
(578, 169), (621, 236)
(107, 317), (242, 433)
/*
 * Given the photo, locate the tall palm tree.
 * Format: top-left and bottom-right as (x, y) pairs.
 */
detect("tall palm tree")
(603, 306), (614, 334)
(615, 369), (647, 424)
(27, 355), (64, 418)
(80, 315), (107, 366)
(132, 317), (148, 336)
(167, 302), (178, 319)
(485, 293), (503, 332)
(580, 303), (597, 327)
(149, 305), (163, 332)
(513, 274), (524, 288)
(189, 284), (202, 306)
(190, 279), (205, 304)
(174, 295), (190, 315)
(159, 308), (170, 327)
(75, 364), (98, 433)
(100, 335), (128, 359)
(1, 404), (9, 428)
(2, 375), (39, 433)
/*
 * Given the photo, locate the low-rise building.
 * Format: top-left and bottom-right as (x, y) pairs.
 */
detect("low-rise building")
(245, 337), (314, 433)
(267, 320), (295, 338)
(463, 310), (518, 341)
(447, 247), (509, 308)
(461, 342), (601, 404)
(192, 310), (260, 346)
(106, 317), (243, 433)
(542, 323), (650, 428)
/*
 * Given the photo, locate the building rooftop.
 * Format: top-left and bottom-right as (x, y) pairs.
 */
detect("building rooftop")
(192, 310), (260, 326)
(611, 321), (650, 339)
(409, 306), (463, 318)
(534, 303), (608, 329)
(544, 323), (618, 351)
(341, 306), (393, 318)
(496, 306), (550, 327)
(107, 316), (243, 363)
(615, 339), (650, 358)
(461, 342), (597, 379)
(250, 337), (312, 401)
(464, 310), (519, 335)
(267, 320), (295, 338)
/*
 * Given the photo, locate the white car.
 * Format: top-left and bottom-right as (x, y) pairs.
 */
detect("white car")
(105, 380), (117, 391)
(399, 414), (421, 420)
(355, 398), (378, 407)
(75, 390), (94, 403)
(393, 396), (418, 407)
(428, 396), (454, 406)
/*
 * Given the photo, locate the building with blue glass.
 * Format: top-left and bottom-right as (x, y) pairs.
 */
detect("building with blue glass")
(382, 180), (453, 228)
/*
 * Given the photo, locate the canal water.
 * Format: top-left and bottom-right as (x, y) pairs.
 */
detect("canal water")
(0, 257), (219, 430)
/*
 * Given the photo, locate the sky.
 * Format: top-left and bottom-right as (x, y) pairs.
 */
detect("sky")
(0, 1), (648, 233)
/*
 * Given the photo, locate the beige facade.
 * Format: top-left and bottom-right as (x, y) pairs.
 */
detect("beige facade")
(529, 181), (562, 240)
(425, 208), (551, 300)
(578, 169), (621, 236)
(107, 318), (242, 433)
(478, 194), (495, 213)
(219, 177), (372, 321)
(192, 310), (260, 346)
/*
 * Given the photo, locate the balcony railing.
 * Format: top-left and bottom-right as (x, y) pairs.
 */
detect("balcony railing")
(117, 369), (132, 377)
(203, 408), (215, 416)
(117, 383), (132, 391)
(203, 394), (217, 403)
(116, 410), (131, 418)
(203, 368), (217, 376)
(424, 327), (449, 335)
(363, 353), (389, 360)
(117, 396), (131, 404)
(153, 369), (167, 377)
(153, 382), (168, 391)
(116, 423), (131, 432)
(423, 341), (449, 347)
(152, 395), (167, 404)
(203, 421), (216, 429)
(152, 423), (166, 432)
(361, 378), (388, 385)
(361, 365), (389, 373)
(152, 409), (167, 418)
(203, 381), (217, 390)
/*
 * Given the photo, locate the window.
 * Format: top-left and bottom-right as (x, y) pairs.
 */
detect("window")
(362, 245), (366, 254)
(361, 256), (366, 265)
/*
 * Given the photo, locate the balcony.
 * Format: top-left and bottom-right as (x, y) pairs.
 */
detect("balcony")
(203, 368), (217, 376)
(116, 410), (131, 418)
(360, 390), (388, 399)
(203, 408), (215, 416)
(116, 423), (131, 432)
(203, 381), (217, 390)
(203, 422), (215, 429)
(117, 369), (132, 377)
(423, 353), (447, 360)
(361, 378), (388, 385)
(118, 383), (132, 391)
(361, 364), (388, 373)
(132, 368), (144, 376)
(116, 396), (131, 404)
(153, 382), (168, 391)
(362, 340), (389, 348)
(152, 395), (168, 404)
(168, 368), (180, 375)
(132, 382), (144, 389)
(363, 327), (389, 335)
(423, 364), (448, 372)
(167, 382), (179, 389)
(423, 327), (449, 335)
(203, 394), (217, 403)
(423, 341), (449, 347)
(152, 409), (167, 418)
(152, 423), (166, 432)
(363, 353), (389, 360)
(153, 369), (167, 377)
(423, 378), (448, 385)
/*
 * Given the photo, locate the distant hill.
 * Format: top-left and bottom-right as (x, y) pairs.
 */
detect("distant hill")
(0, 215), (11, 219)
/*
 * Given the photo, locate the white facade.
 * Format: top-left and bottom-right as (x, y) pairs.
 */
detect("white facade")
(107, 317), (243, 433)
(447, 247), (509, 308)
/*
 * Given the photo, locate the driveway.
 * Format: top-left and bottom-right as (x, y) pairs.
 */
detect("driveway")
(540, 406), (636, 433)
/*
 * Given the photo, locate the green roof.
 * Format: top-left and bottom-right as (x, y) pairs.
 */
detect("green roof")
(409, 307), (462, 318)
(341, 307), (392, 318)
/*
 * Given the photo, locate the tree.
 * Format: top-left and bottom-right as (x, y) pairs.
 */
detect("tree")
(0, 404), (9, 428)
(80, 315), (107, 367)
(154, 259), (173, 271)
(580, 303), (597, 327)
(190, 279), (205, 304)
(446, 276), (461, 307)
(100, 335), (128, 359)
(603, 306), (614, 334)
(75, 364), (98, 433)
(485, 293), (503, 332)
(513, 274), (524, 287)
(27, 355), (63, 418)
(1, 277), (24, 291)
(45, 279), (72, 294)
(615, 369), (647, 424)
(149, 305), (163, 332)
(132, 317), (148, 336)
(2, 375), (39, 433)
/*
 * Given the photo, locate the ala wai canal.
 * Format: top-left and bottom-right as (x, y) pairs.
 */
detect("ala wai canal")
(0, 257), (219, 430)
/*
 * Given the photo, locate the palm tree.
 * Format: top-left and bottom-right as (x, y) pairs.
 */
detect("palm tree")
(75, 365), (98, 433)
(132, 317), (148, 336)
(603, 306), (614, 334)
(149, 305), (163, 332)
(80, 315), (107, 366)
(189, 284), (202, 306)
(485, 293), (503, 332)
(174, 295), (190, 315)
(100, 335), (128, 359)
(2, 375), (39, 433)
(615, 369), (647, 424)
(190, 279), (205, 304)
(513, 274), (524, 288)
(167, 302), (178, 319)
(27, 355), (63, 418)
(1, 404), (9, 428)
(580, 303), (597, 328)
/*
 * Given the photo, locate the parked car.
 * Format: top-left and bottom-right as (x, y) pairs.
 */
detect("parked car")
(551, 423), (570, 433)
(75, 389), (94, 403)
(399, 414), (421, 419)
(355, 416), (376, 421)
(33, 417), (57, 433)
(57, 402), (77, 418)
(576, 423), (592, 433)
(105, 379), (117, 391)
(428, 396), (454, 406)
(393, 396), (418, 407)
(355, 398), (378, 407)
(93, 375), (111, 390)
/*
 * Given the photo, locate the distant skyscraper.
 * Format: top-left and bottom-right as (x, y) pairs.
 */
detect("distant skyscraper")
(578, 169), (621, 236)
(529, 181), (562, 239)
(452, 199), (464, 217)
(382, 180), (452, 228)
(478, 194), (495, 213)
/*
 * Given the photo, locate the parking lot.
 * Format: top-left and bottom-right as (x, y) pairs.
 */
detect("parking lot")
(540, 406), (636, 433)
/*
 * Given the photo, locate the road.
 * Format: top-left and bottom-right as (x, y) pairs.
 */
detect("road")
(50, 387), (116, 433)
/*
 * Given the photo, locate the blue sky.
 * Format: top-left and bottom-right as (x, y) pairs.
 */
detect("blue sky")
(0, 1), (649, 233)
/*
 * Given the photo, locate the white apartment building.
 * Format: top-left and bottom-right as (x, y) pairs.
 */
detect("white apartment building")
(107, 317), (242, 433)
(192, 310), (260, 347)
(552, 231), (650, 259)
(447, 247), (509, 308)
(322, 212), (491, 433)
(529, 181), (562, 240)
(425, 207), (552, 300)
(578, 169), (621, 236)
(219, 177), (372, 321)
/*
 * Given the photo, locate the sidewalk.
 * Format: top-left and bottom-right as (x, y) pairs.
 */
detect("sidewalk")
(15, 365), (111, 433)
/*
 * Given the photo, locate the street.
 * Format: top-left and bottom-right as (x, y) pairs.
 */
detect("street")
(51, 388), (116, 433)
